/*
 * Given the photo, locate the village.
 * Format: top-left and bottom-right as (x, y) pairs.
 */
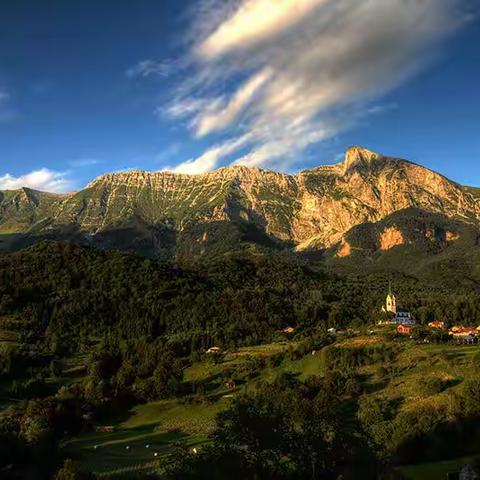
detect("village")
(379, 286), (480, 343)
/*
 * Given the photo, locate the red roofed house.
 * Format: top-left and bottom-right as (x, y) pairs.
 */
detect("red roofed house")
(397, 324), (413, 336)
(449, 326), (477, 344)
(428, 321), (445, 330)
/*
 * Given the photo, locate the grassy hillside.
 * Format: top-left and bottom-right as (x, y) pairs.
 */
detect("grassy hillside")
(47, 334), (480, 477)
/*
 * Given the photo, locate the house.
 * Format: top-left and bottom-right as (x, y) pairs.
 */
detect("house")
(449, 326), (477, 336)
(206, 346), (222, 354)
(449, 327), (477, 344)
(394, 310), (416, 325)
(281, 326), (295, 334)
(397, 324), (413, 336)
(428, 321), (445, 330)
(95, 426), (115, 433)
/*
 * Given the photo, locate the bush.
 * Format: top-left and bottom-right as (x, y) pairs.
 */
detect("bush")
(420, 376), (446, 396)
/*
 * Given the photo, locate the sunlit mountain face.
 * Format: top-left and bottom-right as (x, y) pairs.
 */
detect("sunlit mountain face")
(2, 147), (480, 266)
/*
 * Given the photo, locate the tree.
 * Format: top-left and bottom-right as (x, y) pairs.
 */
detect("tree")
(55, 459), (93, 480)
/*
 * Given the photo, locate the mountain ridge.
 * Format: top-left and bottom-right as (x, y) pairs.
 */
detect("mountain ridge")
(1, 146), (479, 260)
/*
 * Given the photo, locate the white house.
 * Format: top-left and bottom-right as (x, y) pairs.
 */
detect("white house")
(394, 310), (416, 326)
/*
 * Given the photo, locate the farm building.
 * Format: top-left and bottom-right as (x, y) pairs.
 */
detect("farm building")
(397, 324), (413, 335)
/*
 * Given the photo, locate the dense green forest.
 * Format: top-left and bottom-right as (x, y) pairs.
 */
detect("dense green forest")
(2, 241), (480, 351)
(2, 242), (480, 479)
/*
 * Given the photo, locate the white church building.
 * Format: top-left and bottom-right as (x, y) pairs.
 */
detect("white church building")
(380, 286), (416, 326)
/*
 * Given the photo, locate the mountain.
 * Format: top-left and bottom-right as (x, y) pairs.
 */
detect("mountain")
(1, 147), (479, 261)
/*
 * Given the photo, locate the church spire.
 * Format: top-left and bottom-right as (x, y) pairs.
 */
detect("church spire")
(386, 282), (397, 314)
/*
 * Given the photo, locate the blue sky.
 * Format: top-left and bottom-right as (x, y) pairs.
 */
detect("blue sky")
(0, 0), (479, 192)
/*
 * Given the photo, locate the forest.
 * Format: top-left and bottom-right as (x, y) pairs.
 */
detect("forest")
(2, 241), (480, 479)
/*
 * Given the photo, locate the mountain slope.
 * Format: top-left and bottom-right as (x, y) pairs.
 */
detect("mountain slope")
(1, 147), (479, 259)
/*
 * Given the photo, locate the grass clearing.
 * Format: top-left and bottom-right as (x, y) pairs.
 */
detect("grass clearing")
(37, 337), (480, 476)
(65, 394), (231, 474)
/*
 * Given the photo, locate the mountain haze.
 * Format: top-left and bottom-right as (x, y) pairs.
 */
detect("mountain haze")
(1, 147), (479, 260)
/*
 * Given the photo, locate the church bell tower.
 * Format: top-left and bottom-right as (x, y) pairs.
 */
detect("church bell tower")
(385, 283), (397, 314)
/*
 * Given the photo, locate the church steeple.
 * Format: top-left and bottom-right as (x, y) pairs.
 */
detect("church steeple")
(385, 282), (397, 314)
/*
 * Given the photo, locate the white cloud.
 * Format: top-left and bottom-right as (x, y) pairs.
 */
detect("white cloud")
(163, 0), (467, 171)
(170, 133), (252, 174)
(198, 0), (326, 58)
(194, 67), (273, 136)
(0, 169), (72, 193)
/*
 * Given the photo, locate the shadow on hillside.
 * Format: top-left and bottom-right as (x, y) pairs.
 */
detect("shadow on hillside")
(0, 216), (294, 260)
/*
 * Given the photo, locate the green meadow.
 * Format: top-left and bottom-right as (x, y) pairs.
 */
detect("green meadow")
(52, 334), (480, 478)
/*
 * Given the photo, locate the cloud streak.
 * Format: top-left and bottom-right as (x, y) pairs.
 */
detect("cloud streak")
(126, 58), (185, 79)
(0, 169), (73, 193)
(70, 158), (102, 168)
(171, 133), (252, 174)
(161, 0), (467, 173)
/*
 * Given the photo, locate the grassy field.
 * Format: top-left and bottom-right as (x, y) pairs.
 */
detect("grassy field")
(64, 398), (232, 475)
(357, 341), (479, 416)
(5, 334), (479, 477)
(66, 343), (297, 476)
(65, 336), (480, 476)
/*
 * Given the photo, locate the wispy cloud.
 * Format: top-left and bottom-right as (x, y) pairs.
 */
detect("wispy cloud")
(70, 158), (102, 168)
(126, 58), (186, 79)
(168, 133), (252, 174)
(154, 143), (182, 164)
(159, 0), (468, 172)
(0, 169), (73, 193)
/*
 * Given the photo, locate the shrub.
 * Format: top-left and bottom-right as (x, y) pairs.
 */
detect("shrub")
(420, 376), (446, 396)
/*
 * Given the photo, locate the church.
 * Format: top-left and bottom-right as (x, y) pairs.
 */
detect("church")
(380, 286), (416, 326)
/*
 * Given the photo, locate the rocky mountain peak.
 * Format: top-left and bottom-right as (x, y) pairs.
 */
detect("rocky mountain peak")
(1, 147), (479, 259)
(343, 146), (383, 174)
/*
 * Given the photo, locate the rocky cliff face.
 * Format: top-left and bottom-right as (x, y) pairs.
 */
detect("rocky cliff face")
(1, 147), (479, 258)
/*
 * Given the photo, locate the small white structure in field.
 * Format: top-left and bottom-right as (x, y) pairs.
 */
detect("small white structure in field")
(192, 448), (198, 454)
(154, 452), (158, 457)
(125, 445), (130, 450)
(206, 346), (222, 354)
